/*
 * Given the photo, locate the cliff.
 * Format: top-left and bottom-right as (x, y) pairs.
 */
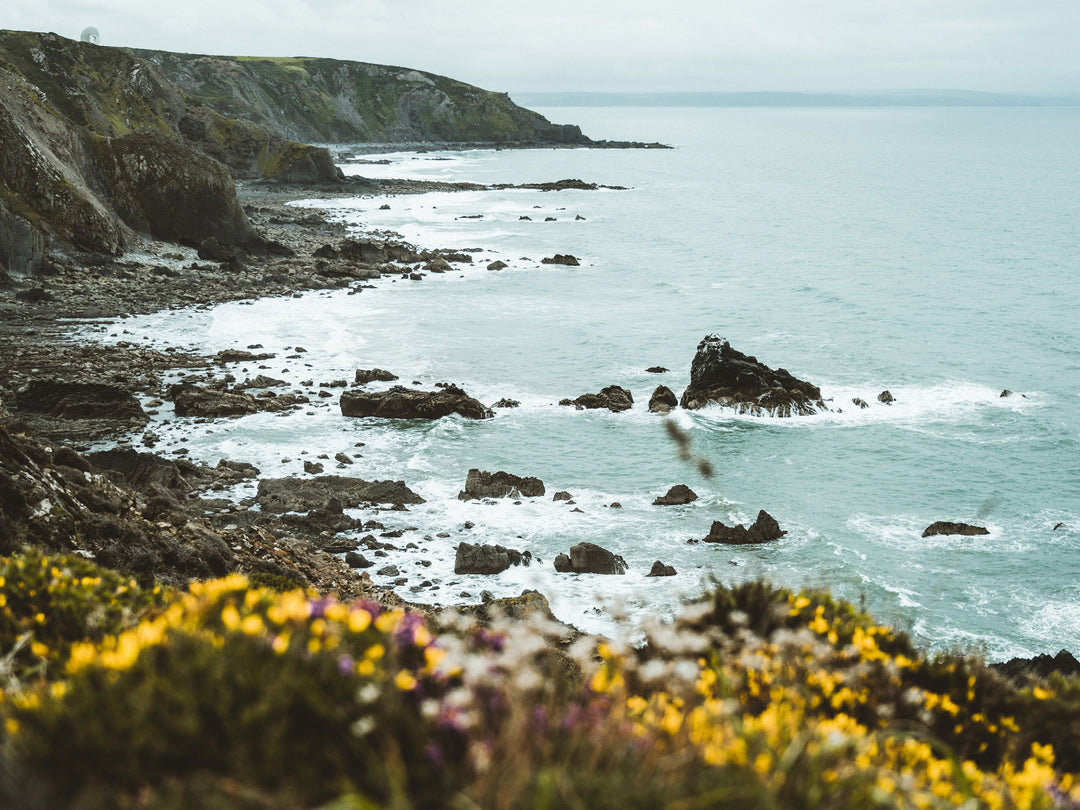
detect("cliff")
(132, 50), (589, 146)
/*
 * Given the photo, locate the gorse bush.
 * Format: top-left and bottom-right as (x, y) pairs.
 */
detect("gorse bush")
(1, 550), (1079, 809)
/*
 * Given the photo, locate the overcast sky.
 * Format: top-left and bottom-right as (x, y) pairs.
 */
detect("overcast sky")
(6, 0), (1079, 95)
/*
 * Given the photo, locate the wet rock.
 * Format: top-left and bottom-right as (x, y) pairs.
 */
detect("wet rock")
(680, 335), (825, 417)
(653, 484), (698, 506)
(921, 521), (990, 538)
(1000, 390), (1013, 398)
(552, 542), (627, 575)
(454, 542), (532, 574)
(648, 385), (678, 414)
(376, 565), (400, 577)
(702, 510), (786, 545)
(492, 398), (520, 408)
(992, 649), (1080, 687)
(852, 397), (869, 409)
(345, 552), (374, 569)
(340, 384), (493, 419)
(354, 368), (399, 385)
(560, 385), (633, 412)
(236, 374), (287, 390)
(646, 366), (670, 374)
(878, 390), (894, 404)
(14, 381), (147, 423)
(457, 469), (545, 500)
(646, 561), (677, 577)
(552, 491), (573, 501)
(487, 261), (508, 271)
(256, 475), (425, 512)
(168, 383), (259, 418)
(541, 254), (580, 266)
(303, 460), (324, 474)
(214, 349), (275, 364)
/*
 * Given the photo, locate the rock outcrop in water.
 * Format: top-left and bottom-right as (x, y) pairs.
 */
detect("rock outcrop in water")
(340, 385), (493, 420)
(454, 542), (533, 574)
(921, 521), (990, 538)
(702, 510), (787, 545)
(680, 335), (826, 417)
(256, 476), (425, 512)
(553, 542), (627, 575)
(560, 385), (634, 412)
(458, 469), (545, 500)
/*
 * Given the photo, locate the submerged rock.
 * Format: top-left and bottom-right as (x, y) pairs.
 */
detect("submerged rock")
(560, 385), (634, 412)
(921, 521), (990, 538)
(458, 469), (545, 500)
(702, 510), (786, 545)
(680, 335), (825, 417)
(340, 384), (493, 420)
(553, 542), (627, 575)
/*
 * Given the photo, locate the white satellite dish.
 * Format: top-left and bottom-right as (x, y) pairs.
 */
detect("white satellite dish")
(80, 26), (100, 45)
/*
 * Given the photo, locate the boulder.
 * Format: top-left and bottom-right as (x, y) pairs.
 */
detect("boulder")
(992, 649), (1080, 686)
(653, 484), (698, 506)
(14, 381), (147, 423)
(454, 542), (532, 574)
(878, 390), (894, 404)
(646, 561), (677, 577)
(852, 397), (869, 409)
(648, 385), (678, 414)
(541, 254), (580, 266)
(340, 385), (493, 419)
(702, 510), (786, 545)
(921, 521), (990, 538)
(168, 383), (259, 418)
(491, 398), (520, 408)
(553, 542), (627, 575)
(561, 385), (634, 412)
(354, 368), (399, 385)
(679, 335), (825, 417)
(646, 367), (670, 374)
(345, 552), (374, 569)
(458, 469), (545, 500)
(487, 261), (508, 271)
(256, 476), (425, 513)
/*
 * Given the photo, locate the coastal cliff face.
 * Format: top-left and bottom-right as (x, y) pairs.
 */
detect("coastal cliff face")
(132, 50), (590, 146)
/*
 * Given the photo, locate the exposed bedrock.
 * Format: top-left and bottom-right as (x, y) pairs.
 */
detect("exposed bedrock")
(702, 510), (787, 545)
(560, 385), (634, 412)
(454, 542), (533, 574)
(340, 384), (493, 420)
(553, 541), (627, 575)
(922, 521), (990, 538)
(680, 335), (826, 416)
(256, 475), (425, 512)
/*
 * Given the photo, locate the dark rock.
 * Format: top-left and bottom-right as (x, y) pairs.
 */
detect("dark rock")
(852, 397), (869, 409)
(646, 366), (670, 374)
(168, 383), (259, 418)
(458, 469), (545, 500)
(345, 552), (374, 569)
(878, 390), (894, 404)
(236, 374), (287, 390)
(680, 335), (825, 417)
(553, 541), (627, 575)
(303, 460), (324, 474)
(256, 476), (425, 512)
(653, 484), (698, 506)
(376, 565), (400, 577)
(703, 510), (787, 545)
(340, 384), (493, 419)
(354, 368), (399, 385)
(492, 398), (520, 408)
(561, 385), (634, 412)
(14, 381), (147, 423)
(921, 521), (990, 538)
(541, 254), (580, 266)
(992, 649), (1080, 686)
(15, 287), (53, 303)
(646, 561), (677, 577)
(1000, 390), (1013, 398)
(552, 491), (573, 501)
(648, 385), (678, 414)
(214, 349), (275, 364)
(454, 542), (532, 574)
(487, 261), (508, 271)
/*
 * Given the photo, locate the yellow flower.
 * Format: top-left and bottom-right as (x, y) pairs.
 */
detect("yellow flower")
(241, 614), (265, 637)
(347, 608), (372, 634)
(394, 669), (418, 691)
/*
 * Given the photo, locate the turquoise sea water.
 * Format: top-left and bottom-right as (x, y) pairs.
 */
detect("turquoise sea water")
(92, 107), (1080, 659)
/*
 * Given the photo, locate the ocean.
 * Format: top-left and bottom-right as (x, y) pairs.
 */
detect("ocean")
(86, 106), (1080, 661)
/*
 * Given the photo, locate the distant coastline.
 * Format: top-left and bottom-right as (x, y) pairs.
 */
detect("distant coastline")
(513, 89), (1080, 108)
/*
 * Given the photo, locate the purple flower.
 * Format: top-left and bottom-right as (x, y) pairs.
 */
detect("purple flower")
(308, 597), (335, 619)
(337, 653), (355, 676)
(424, 743), (444, 766)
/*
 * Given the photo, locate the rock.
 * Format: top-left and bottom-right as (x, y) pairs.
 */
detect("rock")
(303, 461), (324, 474)
(1000, 390), (1013, 398)
(646, 561), (677, 577)
(702, 510), (787, 545)
(653, 484), (698, 506)
(878, 390), (894, 404)
(168, 383), (259, 418)
(345, 552), (374, 569)
(214, 349), (275, 364)
(256, 476), (425, 512)
(646, 367), (670, 374)
(921, 521), (990, 538)
(424, 257), (452, 273)
(552, 491), (573, 501)
(458, 469), (545, 500)
(353, 368), (399, 385)
(648, 385), (678, 414)
(236, 374), (287, 390)
(852, 397), (869, 409)
(553, 542), (627, 575)
(992, 649), (1080, 686)
(454, 542), (532, 574)
(491, 398), (520, 408)
(561, 385), (634, 412)
(487, 261), (508, 271)
(334, 453), (354, 465)
(14, 381), (147, 423)
(376, 565), (400, 577)
(680, 335), (826, 417)
(340, 384), (493, 419)
(541, 254), (580, 266)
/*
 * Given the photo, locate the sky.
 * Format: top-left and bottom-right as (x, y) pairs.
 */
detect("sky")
(5, 0), (1080, 95)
